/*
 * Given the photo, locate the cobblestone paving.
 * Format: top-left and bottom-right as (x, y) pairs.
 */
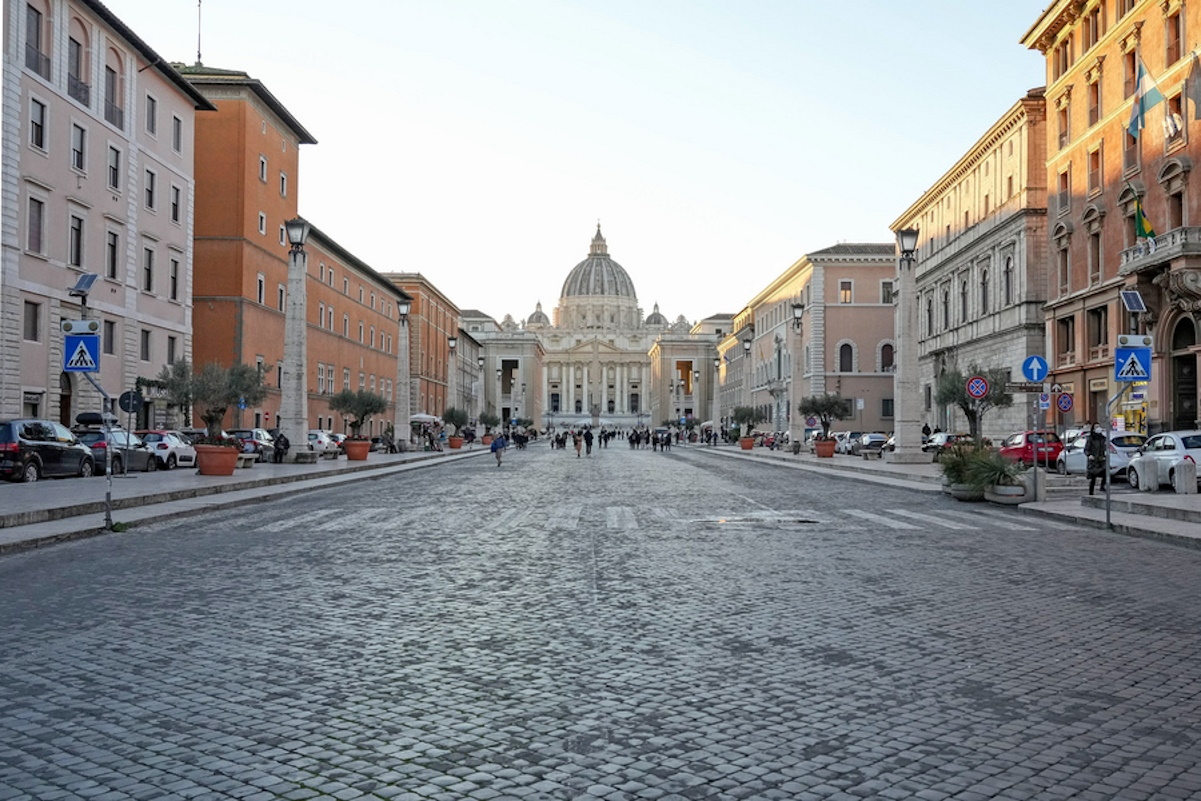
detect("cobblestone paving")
(2, 443), (1200, 801)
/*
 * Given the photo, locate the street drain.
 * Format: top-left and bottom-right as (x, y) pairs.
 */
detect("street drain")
(694, 517), (820, 525)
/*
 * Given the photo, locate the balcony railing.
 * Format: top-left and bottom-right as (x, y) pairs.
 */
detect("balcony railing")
(25, 44), (50, 79)
(1057, 351), (1076, 367)
(1088, 345), (1110, 362)
(1119, 226), (1201, 275)
(104, 101), (124, 129)
(68, 75), (90, 105)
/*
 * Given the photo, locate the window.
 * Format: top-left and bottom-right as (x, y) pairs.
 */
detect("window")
(279, 172), (287, 197)
(23, 301), (41, 341)
(960, 279), (968, 322)
(1165, 95), (1184, 146)
(1123, 49), (1137, 97)
(258, 156), (267, 181)
(27, 196), (44, 253)
(142, 247), (154, 292)
(106, 230), (119, 279)
(172, 115), (182, 152)
(327, 307), (334, 329)
(1124, 129), (1139, 172)
(343, 368), (351, 390)
(103, 320), (116, 355)
(1088, 228), (1101, 284)
(257, 274), (265, 304)
(1057, 103), (1069, 149)
(1082, 5), (1103, 52)
(941, 289), (950, 329)
(839, 280), (852, 303)
(881, 344), (894, 372)
(68, 215), (84, 267)
(839, 343), (853, 372)
(1116, 0), (1134, 20)
(278, 285), (285, 311)
(145, 95), (157, 135)
(1166, 8), (1183, 64)
(317, 364), (326, 394)
(68, 36), (89, 104)
(70, 124), (86, 171)
(980, 269), (990, 314)
(881, 398), (894, 418)
(925, 295), (934, 335)
(140, 329), (151, 361)
(104, 65), (122, 128)
(169, 256), (179, 300)
(1057, 169), (1070, 215)
(1057, 237), (1070, 294)
(167, 335), (177, 365)
(1087, 147), (1102, 194)
(1057, 316), (1076, 365)
(1088, 78), (1101, 127)
(170, 185), (181, 223)
(25, 4), (49, 79)
(144, 169), (156, 209)
(258, 213), (266, 234)
(1003, 257), (1014, 305)
(343, 314), (349, 336)
(881, 281), (894, 304)
(107, 146), (120, 189)
(29, 98), (46, 148)
(318, 302), (325, 325)
(1086, 305), (1109, 360)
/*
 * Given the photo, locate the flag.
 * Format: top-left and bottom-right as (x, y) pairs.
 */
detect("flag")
(1134, 194), (1157, 253)
(1128, 58), (1164, 138)
(1189, 50), (1201, 121)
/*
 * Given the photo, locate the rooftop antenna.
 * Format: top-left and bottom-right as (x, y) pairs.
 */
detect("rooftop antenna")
(196, 0), (202, 65)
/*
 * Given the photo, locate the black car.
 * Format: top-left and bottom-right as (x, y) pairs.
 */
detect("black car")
(0, 418), (95, 482)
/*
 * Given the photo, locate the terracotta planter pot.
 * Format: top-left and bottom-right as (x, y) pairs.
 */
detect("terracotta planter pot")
(195, 444), (239, 476)
(739, 437), (754, 450)
(344, 439), (371, 461)
(814, 439), (836, 458)
(448, 436), (464, 450)
(481, 435), (493, 446)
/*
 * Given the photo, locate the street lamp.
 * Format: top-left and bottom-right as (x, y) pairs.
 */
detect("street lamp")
(712, 356), (721, 435)
(890, 227), (929, 464)
(279, 217), (311, 462)
(496, 367), (502, 428)
(476, 355), (485, 425)
(742, 337), (753, 412)
(790, 302), (805, 448)
(395, 297), (411, 448)
(447, 335), (457, 415)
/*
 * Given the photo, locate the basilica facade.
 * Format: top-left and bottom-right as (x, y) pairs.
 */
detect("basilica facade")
(465, 227), (722, 430)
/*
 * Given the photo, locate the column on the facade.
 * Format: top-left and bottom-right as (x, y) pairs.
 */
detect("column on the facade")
(567, 364), (575, 414)
(618, 363), (626, 414)
(582, 365), (590, 415)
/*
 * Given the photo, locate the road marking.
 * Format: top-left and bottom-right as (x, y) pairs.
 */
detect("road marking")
(549, 505), (582, 530)
(843, 509), (920, 530)
(486, 507), (531, 533)
(262, 507), (341, 532)
(944, 507), (1038, 531)
(890, 509), (974, 530)
(606, 507), (638, 529)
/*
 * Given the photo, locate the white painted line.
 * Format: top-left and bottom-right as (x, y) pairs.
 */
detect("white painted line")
(843, 508), (921, 530)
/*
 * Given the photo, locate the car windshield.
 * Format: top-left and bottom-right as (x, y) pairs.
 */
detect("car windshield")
(1181, 435), (1201, 449)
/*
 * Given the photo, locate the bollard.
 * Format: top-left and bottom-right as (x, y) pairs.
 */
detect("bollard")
(1130, 456), (1157, 492)
(1172, 458), (1198, 494)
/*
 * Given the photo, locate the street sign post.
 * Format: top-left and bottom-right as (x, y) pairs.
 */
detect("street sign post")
(1039, 393), (1051, 410)
(1114, 334), (1153, 383)
(1057, 393), (1073, 413)
(1021, 355), (1049, 383)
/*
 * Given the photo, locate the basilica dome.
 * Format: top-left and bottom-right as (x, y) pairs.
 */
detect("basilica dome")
(560, 225), (638, 300)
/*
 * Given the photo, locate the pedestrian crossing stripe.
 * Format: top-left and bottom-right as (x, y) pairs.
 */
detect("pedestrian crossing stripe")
(66, 339), (97, 369)
(1117, 352), (1148, 379)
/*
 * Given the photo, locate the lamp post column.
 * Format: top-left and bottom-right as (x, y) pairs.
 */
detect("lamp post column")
(395, 299), (411, 449)
(446, 336), (457, 415)
(742, 337), (753, 411)
(889, 228), (932, 464)
(712, 357), (720, 436)
(476, 355), (485, 427)
(790, 303), (805, 448)
(279, 219), (310, 463)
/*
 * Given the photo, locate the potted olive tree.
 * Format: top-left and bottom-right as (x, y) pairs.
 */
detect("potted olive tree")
(443, 406), (469, 449)
(731, 406), (766, 450)
(479, 411), (500, 446)
(158, 360), (267, 475)
(798, 393), (849, 457)
(328, 389), (389, 460)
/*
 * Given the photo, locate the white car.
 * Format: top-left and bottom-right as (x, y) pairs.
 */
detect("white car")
(307, 429), (338, 454)
(1127, 430), (1201, 488)
(1056, 432), (1145, 477)
(135, 429), (197, 470)
(834, 431), (863, 454)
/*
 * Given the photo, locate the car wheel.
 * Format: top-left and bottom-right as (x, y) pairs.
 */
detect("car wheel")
(166, 454), (177, 470)
(145, 456), (157, 472)
(1127, 465), (1140, 488)
(111, 457), (123, 475)
(20, 460), (40, 483)
(1057, 459), (1067, 475)
(79, 459), (94, 479)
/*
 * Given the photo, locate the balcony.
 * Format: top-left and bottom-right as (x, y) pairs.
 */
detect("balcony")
(25, 44), (50, 79)
(104, 101), (124, 130)
(68, 75), (90, 105)
(1119, 226), (1201, 275)
(1057, 351), (1076, 367)
(1087, 345), (1110, 362)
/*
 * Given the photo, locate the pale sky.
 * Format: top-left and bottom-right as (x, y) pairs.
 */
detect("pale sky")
(103, 0), (1049, 326)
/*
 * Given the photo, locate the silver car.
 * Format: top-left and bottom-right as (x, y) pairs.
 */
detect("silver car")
(1056, 432), (1145, 477)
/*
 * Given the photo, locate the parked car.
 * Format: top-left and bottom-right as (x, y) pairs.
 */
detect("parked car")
(0, 418), (95, 482)
(833, 431), (863, 454)
(227, 428), (276, 462)
(179, 427), (209, 444)
(369, 436), (391, 453)
(998, 430), (1064, 467)
(307, 429), (338, 454)
(851, 432), (889, 456)
(75, 428), (157, 475)
(1127, 430), (1201, 488)
(135, 429), (198, 470)
(921, 432), (972, 457)
(329, 432), (347, 453)
(1056, 431), (1145, 477)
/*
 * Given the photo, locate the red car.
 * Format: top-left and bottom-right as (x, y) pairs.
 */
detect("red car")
(998, 430), (1063, 467)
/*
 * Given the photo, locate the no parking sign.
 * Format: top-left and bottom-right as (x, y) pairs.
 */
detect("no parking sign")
(1057, 393), (1073, 413)
(966, 376), (989, 400)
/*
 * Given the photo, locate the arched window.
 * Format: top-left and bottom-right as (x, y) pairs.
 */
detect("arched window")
(926, 296), (934, 335)
(839, 343), (854, 372)
(942, 290), (950, 329)
(1003, 257), (1014, 305)
(881, 343), (895, 372)
(980, 269), (990, 314)
(960, 279), (969, 322)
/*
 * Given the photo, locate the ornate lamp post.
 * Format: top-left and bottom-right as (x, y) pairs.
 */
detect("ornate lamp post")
(476, 355), (485, 426)
(446, 335), (457, 414)
(742, 337), (753, 411)
(279, 217), (310, 462)
(712, 356), (721, 436)
(790, 302), (805, 447)
(496, 367), (502, 428)
(890, 228), (931, 464)
(395, 297), (411, 448)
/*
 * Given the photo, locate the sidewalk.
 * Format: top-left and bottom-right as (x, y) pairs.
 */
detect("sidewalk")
(703, 443), (1201, 549)
(0, 446), (489, 554)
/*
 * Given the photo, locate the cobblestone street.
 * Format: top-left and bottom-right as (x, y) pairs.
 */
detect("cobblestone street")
(2, 444), (1200, 800)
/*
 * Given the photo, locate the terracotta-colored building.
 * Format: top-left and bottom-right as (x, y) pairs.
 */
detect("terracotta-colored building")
(182, 65), (408, 435)
(1023, 0), (1200, 432)
(382, 273), (459, 423)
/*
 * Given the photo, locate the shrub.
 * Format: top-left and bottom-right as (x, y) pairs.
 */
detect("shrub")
(965, 448), (1028, 488)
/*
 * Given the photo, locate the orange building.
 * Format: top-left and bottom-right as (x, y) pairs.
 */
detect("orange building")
(1023, 1), (1200, 432)
(381, 273), (459, 422)
(182, 65), (408, 435)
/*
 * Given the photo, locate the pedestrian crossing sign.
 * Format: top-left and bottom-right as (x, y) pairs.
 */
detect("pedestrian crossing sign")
(64, 334), (100, 372)
(1114, 346), (1151, 382)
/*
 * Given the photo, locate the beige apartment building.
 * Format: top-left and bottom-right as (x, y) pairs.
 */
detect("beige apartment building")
(3, 0), (213, 424)
(1023, 0), (1200, 433)
(891, 89), (1050, 442)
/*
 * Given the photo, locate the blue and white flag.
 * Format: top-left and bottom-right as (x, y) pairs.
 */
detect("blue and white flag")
(1128, 58), (1164, 138)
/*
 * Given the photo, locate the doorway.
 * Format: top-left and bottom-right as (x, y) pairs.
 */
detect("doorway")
(1170, 317), (1198, 430)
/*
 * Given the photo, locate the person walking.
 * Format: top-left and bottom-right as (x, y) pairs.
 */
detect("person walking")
(1085, 424), (1108, 495)
(274, 432), (289, 463)
(573, 431), (582, 458)
(491, 431), (506, 466)
(584, 429), (594, 455)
